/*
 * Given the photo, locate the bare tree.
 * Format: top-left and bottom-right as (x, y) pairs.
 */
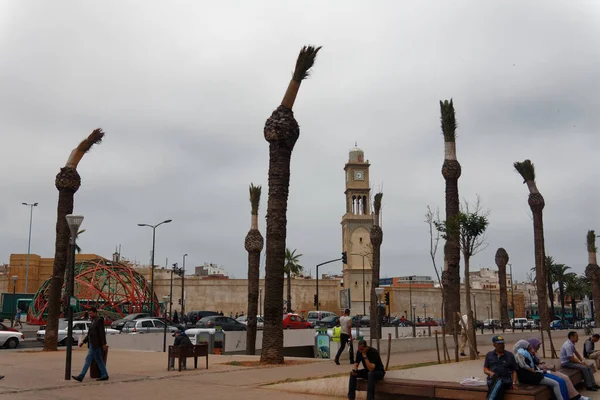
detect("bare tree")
(425, 206), (450, 362)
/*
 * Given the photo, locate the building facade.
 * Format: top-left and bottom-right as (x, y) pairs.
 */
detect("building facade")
(469, 268), (513, 290)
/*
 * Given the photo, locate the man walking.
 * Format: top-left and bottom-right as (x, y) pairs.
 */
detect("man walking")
(348, 339), (385, 400)
(72, 307), (109, 382)
(560, 331), (599, 391)
(14, 308), (23, 329)
(335, 309), (354, 365)
(169, 327), (192, 370)
(459, 314), (468, 356)
(483, 335), (518, 400)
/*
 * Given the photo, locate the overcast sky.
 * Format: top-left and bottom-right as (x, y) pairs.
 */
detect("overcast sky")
(1, 2), (599, 283)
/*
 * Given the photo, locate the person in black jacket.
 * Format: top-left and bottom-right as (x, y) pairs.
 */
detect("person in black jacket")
(169, 327), (192, 370)
(348, 340), (385, 400)
(72, 307), (109, 382)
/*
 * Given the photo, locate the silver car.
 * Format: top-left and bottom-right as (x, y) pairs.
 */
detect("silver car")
(236, 315), (264, 330)
(121, 318), (179, 334)
(36, 320), (119, 345)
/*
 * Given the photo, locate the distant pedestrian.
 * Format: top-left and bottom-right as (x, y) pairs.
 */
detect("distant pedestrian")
(173, 310), (179, 324)
(235, 313), (239, 319)
(72, 307), (109, 382)
(219, 311), (224, 316)
(335, 309), (354, 365)
(14, 308), (23, 329)
(229, 312), (233, 318)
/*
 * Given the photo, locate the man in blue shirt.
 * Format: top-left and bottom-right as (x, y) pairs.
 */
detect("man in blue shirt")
(560, 331), (599, 391)
(483, 335), (518, 400)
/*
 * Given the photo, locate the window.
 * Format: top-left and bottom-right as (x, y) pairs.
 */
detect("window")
(141, 320), (153, 328)
(154, 320), (165, 328)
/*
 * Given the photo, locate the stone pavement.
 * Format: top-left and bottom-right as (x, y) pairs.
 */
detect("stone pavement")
(0, 329), (588, 400)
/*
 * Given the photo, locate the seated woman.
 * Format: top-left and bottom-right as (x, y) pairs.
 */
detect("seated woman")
(513, 340), (565, 400)
(527, 338), (589, 400)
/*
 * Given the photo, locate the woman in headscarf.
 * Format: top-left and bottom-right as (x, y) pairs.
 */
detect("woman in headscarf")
(513, 340), (565, 400)
(528, 338), (588, 400)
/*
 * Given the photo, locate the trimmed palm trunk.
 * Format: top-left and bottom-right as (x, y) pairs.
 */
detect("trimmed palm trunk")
(370, 193), (383, 342)
(260, 46), (321, 364)
(245, 184), (263, 355)
(514, 159), (556, 357)
(585, 231), (600, 327)
(440, 99), (462, 336)
(44, 129), (104, 351)
(495, 248), (510, 330)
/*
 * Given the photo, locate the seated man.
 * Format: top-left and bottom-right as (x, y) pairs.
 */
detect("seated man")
(483, 335), (518, 400)
(560, 331), (600, 391)
(583, 334), (600, 366)
(348, 339), (385, 400)
(169, 327), (192, 371)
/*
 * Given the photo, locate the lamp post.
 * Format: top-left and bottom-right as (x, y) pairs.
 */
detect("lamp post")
(11, 276), (18, 328)
(409, 276), (416, 337)
(64, 214), (84, 381)
(423, 304), (427, 319)
(182, 253), (187, 317)
(22, 202), (38, 293)
(169, 263), (177, 321)
(350, 253), (371, 316)
(162, 295), (170, 352)
(489, 285), (494, 333)
(259, 288), (263, 317)
(375, 287), (384, 350)
(138, 219), (172, 316)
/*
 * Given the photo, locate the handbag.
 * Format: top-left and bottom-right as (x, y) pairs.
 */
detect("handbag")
(516, 368), (544, 385)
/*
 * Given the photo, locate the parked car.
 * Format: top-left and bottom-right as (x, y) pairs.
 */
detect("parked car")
(282, 313), (312, 329)
(359, 315), (371, 327)
(0, 328), (24, 349)
(121, 318), (179, 334)
(37, 320), (119, 344)
(483, 319), (502, 329)
(155, 317), (185, 331)
(0, 322), (19, 332)
(416, 319), (438, 327)
(236, 315), (264, 330)
(306, 311), (336, 326)
(195, 316), (247, 331)
(316, 316), (340, 328)
(387, 317), (410, 327)
(510, 318), (529, 329)
(550, 319), (570, 330)
(186, 311), (220, 326)
(111, 313), (149, 331)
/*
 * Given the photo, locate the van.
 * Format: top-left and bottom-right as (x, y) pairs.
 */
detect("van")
(510, 318), (528, 329)
(307, 311), (336, 325)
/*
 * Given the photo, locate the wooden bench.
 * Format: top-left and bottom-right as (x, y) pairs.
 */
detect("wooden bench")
(356, 364), (596, 400)
(167, 344), (209, 372)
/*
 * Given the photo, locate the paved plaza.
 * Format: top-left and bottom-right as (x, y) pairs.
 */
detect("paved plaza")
(2, 330), (600, 399)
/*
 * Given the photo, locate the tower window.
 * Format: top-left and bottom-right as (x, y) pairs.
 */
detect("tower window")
(359, 237), (363, 243)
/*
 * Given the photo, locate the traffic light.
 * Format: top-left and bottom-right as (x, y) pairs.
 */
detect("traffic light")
(341, 252), (347, 264)
(384, 292), (390, 306)
(313, 294), (318, 307)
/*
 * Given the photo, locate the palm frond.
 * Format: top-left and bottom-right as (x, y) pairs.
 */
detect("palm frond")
(249, 183), (262, 216)
(587, 230), (597, 253)
(77, 128), (104, 154)
(292, 46), (322, 82)
(513, 159), (535, 183)
(373, 192), (383, 215)
(439, 99), (457, 142)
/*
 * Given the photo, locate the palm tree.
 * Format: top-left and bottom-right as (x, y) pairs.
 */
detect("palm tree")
(369, 192), (383, 341)
(564, 274), (586, 320)
(495, 248), (510, 330)
(584, 230), (600, 326)
(260, 46), (321, 365)
(44, 128), (105, 351)
(440, 99), (462, 335)
(284, 248), (303, 313)
(514, 159), (556, 357)
(551, 263), (572, 322)
(245, 184), (263, 355)
(74, 229), (86, 253)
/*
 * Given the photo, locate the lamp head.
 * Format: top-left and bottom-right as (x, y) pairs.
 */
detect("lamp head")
(163, 219), (172, 224)
(375, 287), (384, 301)
(65, 215), (84, 234)
(11, 275), (18, 282)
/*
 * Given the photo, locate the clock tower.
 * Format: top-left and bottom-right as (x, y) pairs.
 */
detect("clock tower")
(341, 145), (373, 315)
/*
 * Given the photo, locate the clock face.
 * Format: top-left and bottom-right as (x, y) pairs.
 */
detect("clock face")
(354, 170), (364, 181)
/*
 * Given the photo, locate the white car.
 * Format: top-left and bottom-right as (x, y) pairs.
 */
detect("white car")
(121, 318), (179, 334)
(37, 320), (119, 346)
(236, 315), (264, 330)
(0, 328), (24, 349)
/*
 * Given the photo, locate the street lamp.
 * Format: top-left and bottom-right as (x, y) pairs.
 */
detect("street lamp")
(162, 295), (170, 352)
(351, 253), (371, 316)
(22, 202), (38, 293)
(182, 254), (187, 317)
(409, 276), (416, 337)
(64, 214), (84, 381)
(11, 276), (18, 328)
(138, 219), (172, 315)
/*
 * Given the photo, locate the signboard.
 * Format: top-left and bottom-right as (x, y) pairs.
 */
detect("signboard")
(315, 327), (330, 359)
(340, 288), (351, 310)
(69, 296), (77, 307)
(379, 278), (393, 286)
